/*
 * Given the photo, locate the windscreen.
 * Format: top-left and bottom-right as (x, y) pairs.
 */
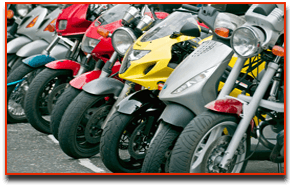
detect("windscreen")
(95, 4), (130, 26)
(140, 11), (197, 42)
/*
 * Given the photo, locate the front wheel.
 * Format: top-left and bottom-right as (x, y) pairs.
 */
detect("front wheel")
(101, 112), (157, 173)
(24, 68), (72, 134)
(7, 64), (41, 123)
(58, 91), (114, 158)
(141, 122), (181, 173)
(169, 111), (250, 173)
(50, 86), (81, 140)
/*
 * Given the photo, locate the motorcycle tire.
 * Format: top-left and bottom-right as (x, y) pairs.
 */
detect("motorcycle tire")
(24, 68), (73, 134)
(7, 55), (22, 76)
(58, 91), (112, 158)
(10, 57), (24, 73)
(50, 85), (81, 140)
(101, 111), (153, 173)
(7, 64), (36, 123)
(141, 122), (180, 173)
(169, 110), (250, 173)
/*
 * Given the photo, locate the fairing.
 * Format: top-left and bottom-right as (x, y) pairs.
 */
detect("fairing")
(56, 4), (92, 37)
(118, 11), (205, 90)
(17, 6), (48, 40)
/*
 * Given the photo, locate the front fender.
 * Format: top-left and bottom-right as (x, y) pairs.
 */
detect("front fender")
(159, 103), (195, 128)
(45, 60), (80, 76)
(83, 77), (124, 96)
(16, 39), (49, 57)
(7, 36), (32, 54)
(69, 70), (102, 90)
(23, 54), (56, 68)
(117, 89), (165, 115)
(205, 98), (243, 115)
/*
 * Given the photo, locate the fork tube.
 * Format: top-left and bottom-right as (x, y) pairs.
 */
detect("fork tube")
(101, 81), (131, 129)
(42, 35), (60, 55)
(219, 61), (280, 169)
(217, 57), (247, 99)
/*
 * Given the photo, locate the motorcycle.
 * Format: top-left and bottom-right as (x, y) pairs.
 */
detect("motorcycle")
(56, 4), (169, 160)
(97, 9), (213, 173)
(7, 4), (36, 41)
(49, 4), (152, 140)
(22, 4), (115, 134)
(140, 4), (268, 173)
(169, 4), (284, 173)
(7, 5), (66, 74)
(6, 4), (100, 124)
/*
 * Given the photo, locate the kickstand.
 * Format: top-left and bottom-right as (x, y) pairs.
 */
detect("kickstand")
(277, 163), (282, 173)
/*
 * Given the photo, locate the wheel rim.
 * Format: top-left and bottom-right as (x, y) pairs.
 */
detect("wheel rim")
(128, 122), (150, 160)
(47, 83), (68, 114)
(8, 69), (42, 121)
(190, 121), (247, 173)
(36, 76), (71, 123)
(73, 98), (112, 153)
(117, 115), (155, 170)
(8, 79), (29, 120)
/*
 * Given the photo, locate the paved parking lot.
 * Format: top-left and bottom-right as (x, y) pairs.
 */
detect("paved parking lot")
(6, 122), (284, 174)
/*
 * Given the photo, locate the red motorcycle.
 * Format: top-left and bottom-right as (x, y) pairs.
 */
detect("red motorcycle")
(22, 4), (114, 133)
(49, 3), (169, 150)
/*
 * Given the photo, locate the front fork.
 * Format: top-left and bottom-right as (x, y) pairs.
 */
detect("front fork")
(218, 57), (281, 170)
(101, 81), (132, 129)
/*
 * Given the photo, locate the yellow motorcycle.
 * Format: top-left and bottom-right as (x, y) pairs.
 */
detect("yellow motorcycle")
(100, 8), (265, 173)
(99, 10), (213, 173)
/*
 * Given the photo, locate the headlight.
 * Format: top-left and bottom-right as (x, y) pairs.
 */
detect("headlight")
(16, 4), (31, 17)
(172, 65), (218, 94)
(112, 27), (137, 56)
(81, 36), (100, 53)
(231, 26), (265, 58)
(58, 20), (67, 30)
(119, 46), (150, 74)
(128, 49), (150, 61)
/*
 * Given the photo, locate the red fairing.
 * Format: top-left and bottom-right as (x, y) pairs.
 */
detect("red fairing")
(87, 19), (122, 56)
(205, 98), (243, 115)
(56, 4), (92, 36)
(145, 12), (169, 19)
(45, 60), (80, 76)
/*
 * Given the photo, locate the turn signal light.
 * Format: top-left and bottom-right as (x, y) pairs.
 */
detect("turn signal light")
(7, 10), (14, 19)
(215, 27), (229, 38)
(97, 27), (110, 38)
(44, 19), (56, 32)
(26, 16), (39, 28)
(272, 45), (284, 57)
(158, 82), (165, 91)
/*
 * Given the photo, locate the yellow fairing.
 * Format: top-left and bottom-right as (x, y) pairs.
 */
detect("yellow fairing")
(119, 35), (212, 90)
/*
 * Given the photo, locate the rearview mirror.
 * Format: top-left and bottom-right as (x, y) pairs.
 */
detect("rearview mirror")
(180, 22), (201, 37)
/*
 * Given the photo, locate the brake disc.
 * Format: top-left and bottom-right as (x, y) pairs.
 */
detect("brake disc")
(84, 105), (112, 144)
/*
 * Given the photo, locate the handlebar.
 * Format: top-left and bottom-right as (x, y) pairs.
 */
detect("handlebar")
(181, 4), (200, 12)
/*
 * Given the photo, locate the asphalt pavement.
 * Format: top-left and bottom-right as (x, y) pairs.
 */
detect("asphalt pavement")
(6, 122), (284, 174)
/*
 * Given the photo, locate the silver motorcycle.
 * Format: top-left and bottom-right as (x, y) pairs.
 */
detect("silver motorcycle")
(7, 5), (68, 74)
(141, 4), (260, 173)
(169, 4), (284, 173)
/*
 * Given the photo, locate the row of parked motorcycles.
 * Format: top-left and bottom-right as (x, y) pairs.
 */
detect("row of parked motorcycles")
(7, 3), (285, 173)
